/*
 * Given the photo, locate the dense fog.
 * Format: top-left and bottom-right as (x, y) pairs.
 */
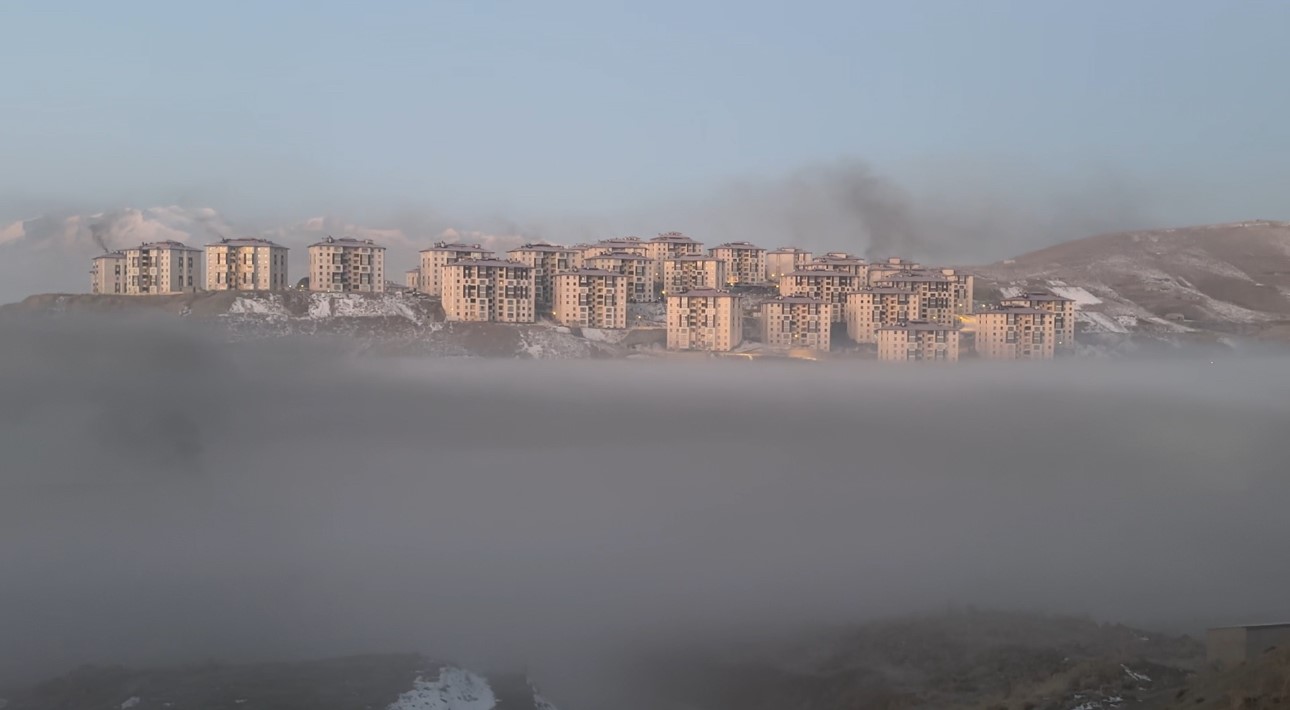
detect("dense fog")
(2, 317), (1289, 701)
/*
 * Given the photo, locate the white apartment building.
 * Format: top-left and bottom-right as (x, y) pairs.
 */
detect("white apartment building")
(584, 251), (656, 303)
(762, 297), (832, 352)
(709, 242), (768, 286)
(846, 287), (921, 343)
(582, 237), (649, 259)
(1001, 290), (1075, 351)
(204, 238), (289, 291)
(419, 241), (494, 297)
(867, 257), (923, 286)
(877, 321), (961, 362)
(662, 256), (725, 297)
(808, 252), (869, 282)
(508, 243), (578, 313)
(766, 247), (813, 283)
(124, 240), (202, 295)
(90, 252), (127, 294)
(441, 259), (535, 323)
(647, 232), (704, 286)
(973, 306), (1057, 360)
(405, 268), (421, 290)
(872, 271), (957, 325)
(666, 289), (742, 352)
(778, 269), (858, 322)
(308, 237), (385, 293)
(552, 268), (628, 329)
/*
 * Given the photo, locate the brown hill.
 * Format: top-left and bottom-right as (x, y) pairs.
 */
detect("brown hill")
(975, 220), (1290, 342)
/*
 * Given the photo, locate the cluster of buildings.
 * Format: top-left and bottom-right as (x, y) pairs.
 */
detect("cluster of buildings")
(408, 234), (1076, 362)
(91, 236), (386, 295)
(88, 230), (1078, 362)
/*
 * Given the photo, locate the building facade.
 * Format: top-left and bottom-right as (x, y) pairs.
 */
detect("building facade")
(419, 242), (494, 297)
(867, 257), (923, 286)
(809, 252), (869, 282)
(845, 288), (921, 343)
(973, 306), (1057, 360)
(872, 271), (956, 325)
(308, 237), (385, 293)
(405, 268), (422, 290)
(666, 289), (742, 352)
(1001, 290), (1076, 351)
(124, 241), (202, 295)
(508, 243), (578, 314)
(762, 297), (832, 351)
(204, 238), (289, 291)
(646, 232), (704, 287)
(584, 251), (656, 303)
(662, 256), (725, 297)
(778, 269), (858, 322)
(1207, 624), (1290, 665)
(440, 259), (535, 323)
(766, 247), (813, 284)
(877, 321), (961, 362)
(709, 242), (768, 286)
(552, 268), (628, 329)
(90, 252), (127, 294)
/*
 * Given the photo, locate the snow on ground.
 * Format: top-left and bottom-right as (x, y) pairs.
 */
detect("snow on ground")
(1122, 665), (1151, 683)
(386, 667), (496, 710)
(533, 693), (559, 710)
(228, 296), (289, 318)
(120, 698), (141, 709)
(1044, 283), (1102, 306)
(580, 327), (627, 344)
(1077, 311), (1130, 334)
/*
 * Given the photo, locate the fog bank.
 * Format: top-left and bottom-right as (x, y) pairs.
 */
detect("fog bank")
(2, 318), (1289, 698)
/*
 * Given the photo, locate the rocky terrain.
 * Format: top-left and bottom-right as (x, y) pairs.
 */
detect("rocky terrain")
(974, 220), (1290, 346)
(4, 612), (1288, 710)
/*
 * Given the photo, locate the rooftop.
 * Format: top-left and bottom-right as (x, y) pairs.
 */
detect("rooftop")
(876, 272), (951, 283)
(769, 246), (810, 253)
(586, 251), (649, 261)
(206, 237), (287, 248)
(419, 241), (488, 253)
(132, 240), (201, 251)
(308, 236), (385, 249)
(975, 306), (1052, 316)
(650, 232), (698, 243)
(713, 241), (765, 250)
(92, 251), (126, 260)
(1008, 291), (1075, 302)
(508, 243), (573, 253)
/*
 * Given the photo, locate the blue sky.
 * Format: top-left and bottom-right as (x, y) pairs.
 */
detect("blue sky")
(2, 0), (1288, 227)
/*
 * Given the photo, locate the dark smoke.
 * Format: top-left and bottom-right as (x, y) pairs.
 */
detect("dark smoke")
(88, 219), (112, 254)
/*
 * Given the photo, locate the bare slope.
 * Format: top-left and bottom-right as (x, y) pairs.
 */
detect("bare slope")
(976, 220), (1290, 340)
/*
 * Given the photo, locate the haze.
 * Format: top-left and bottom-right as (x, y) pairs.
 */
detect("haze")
(2, 317), (1289, 705)
(4, 1), (1290, 303)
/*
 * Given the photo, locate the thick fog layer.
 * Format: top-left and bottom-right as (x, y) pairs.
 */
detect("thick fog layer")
(2, 318), (1289, 694)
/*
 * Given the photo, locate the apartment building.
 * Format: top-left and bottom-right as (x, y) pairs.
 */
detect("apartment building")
(405, 268), (421, 290)
(877, 321), (961, 362)
(552, 268), (628, 329)
(662, 255), (725, 297)
(766, 247), (813, 284)
(418, 241), (493, 296)
(308, 237), (385, 293)
(204, 238), (289, 291)
(873, 271), (956, 325)
(90, 252), (127, 294)
(582, 236), (649, 259)
(845, 288), (921, 343)
(666, 289), (742, 352)
(709, 242), (767, 286)
(646, 232), (704, 268)
(809, 252), (869, 282)
(440, 259), (535, 323)
(973, 305), (1056, 360)
(778, 269), (858, 322)
(124, 240), (202, 295)
(584, 251), (656, 302)
(508, 243), (578, 313)
(762, 297), (832, 352)
(867, 257), (923, 286)
(1001, 290), (1076, 351)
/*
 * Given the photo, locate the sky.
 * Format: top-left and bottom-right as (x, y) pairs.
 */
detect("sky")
(2, 0), (1289, 228)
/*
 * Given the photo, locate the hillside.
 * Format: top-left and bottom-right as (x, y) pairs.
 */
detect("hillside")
(0, 656), (559, 710)
(976, 220), (1290, 343)
(0, 291), (658, 359)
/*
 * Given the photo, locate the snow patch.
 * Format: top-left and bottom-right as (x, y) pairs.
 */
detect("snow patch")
(386, 667), (497, 710)
(1122, 664), (1151, 683)
(121, 698), (141, 709)
(1045, 284), (1101, 306)
(1078, 311), (1129, 334)
(228, 296), (289, 318)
